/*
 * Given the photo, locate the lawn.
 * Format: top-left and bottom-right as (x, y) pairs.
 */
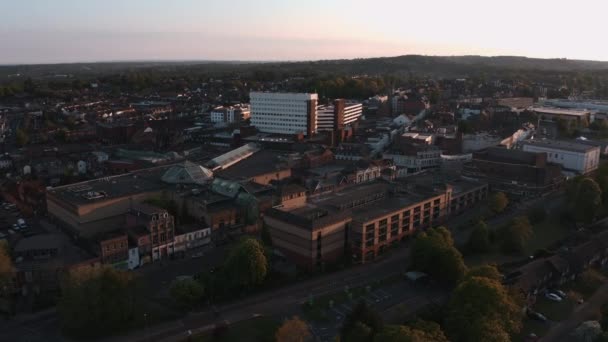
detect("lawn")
(194, 317), (281, 342)
(524, 219), (570, 255)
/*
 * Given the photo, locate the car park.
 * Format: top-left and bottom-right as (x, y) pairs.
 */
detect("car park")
(527, 310), (548, 322)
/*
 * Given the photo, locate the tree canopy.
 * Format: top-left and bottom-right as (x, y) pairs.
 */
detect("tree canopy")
(488, 192), (509, 214)
(570, 177), (603, 223)
(0, 241), (13, 293)
(341, 301), (383, 342)
(411, 227), (467, 286)
(499, 216), (533, 254)
(223, 237), (268, 290)
(275, 316), (311, 342)
(445, 276), (523, 342)
(467, 220), (491, 253)
(465, 264), (502, 282)
(58, 267), (143, 339)
(374, 320), (448, 342)
(170, 278), (204, 310)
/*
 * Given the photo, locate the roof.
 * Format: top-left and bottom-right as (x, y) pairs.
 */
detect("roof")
(532, 106), (590, 116)
(131, 202), (168, 216)
(206, 143), (260, 171)
(48, 166), (169, 206)
(215, 149), (288, 181)
(522, 139), (599, 153)
(161, 161), (213, 185)
(14, 234), (63, 253)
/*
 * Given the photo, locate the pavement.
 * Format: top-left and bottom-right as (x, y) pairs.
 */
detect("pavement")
(541, 280), (608, 342)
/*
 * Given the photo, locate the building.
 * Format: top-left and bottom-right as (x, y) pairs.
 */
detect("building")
(316, 100), (363, 131)
(383, 138), (442, 175)
(210, 104), (250, 124)
(532, 107), (591, 125)
(97, 231), (129, 268)
(463, 147), (564, 197)
(522, 139), (600, 175)
(46, 167), (169, 238)
(250, 92), (318, 136)
(126, 203), (175, 261)
(264, 177), (487, 271)
(174, 225), (212, 253)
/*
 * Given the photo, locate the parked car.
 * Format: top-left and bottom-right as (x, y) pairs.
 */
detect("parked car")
(545, 293), (563, 302)
(553, 290), (567, 298)
(527, 310), (548, 322)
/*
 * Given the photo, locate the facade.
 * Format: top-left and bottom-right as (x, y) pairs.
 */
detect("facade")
(126, 204), (175, 262)
(532, 106), (591, 125)
(522, 139), (600, 175)
(264, 178), (487, 270)
(383, 137), (442, 174)
(250, 92), (318, 136)
(463, 147), (564, 197)
(316, 100), (363, 131)
(210, 104), (250, 124)
(98, 232), (128, 268)
(174, 225), (212, 252)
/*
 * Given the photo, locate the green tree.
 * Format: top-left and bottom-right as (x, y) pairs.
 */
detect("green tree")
(488, 192), (509, 214)
(170, 278), (204, 310)
(261, 223), (273, 247)
(16, 128), (29, 146)
(374, 321), (448, 342)
(571, 178), (602, 223)
(275, 316), (312, 342)
(223, 238), (268, 290)
(499, 216), (533, 254)
(466, 264), (502, 282)
(411, 227), (467, 286)
(445, 276), (523, 342)
(341, 301), (383, 342)
(58, 267), (142, 339)
(467, 220), (491, 253)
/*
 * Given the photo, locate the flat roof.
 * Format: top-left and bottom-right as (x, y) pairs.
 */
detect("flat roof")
(532, 106), (590, 116)
(215, 149), (288, 181)
(48, 166), (170, 206)
(522, 139), (599, 153)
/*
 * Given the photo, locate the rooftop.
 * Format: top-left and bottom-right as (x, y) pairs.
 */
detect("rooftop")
(522, 139), (599, 153)
(532, 106), (590, 116)
(215, 149), (288, 181)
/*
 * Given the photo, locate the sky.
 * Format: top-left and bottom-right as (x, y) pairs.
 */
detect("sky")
(1, 0), (607, 64)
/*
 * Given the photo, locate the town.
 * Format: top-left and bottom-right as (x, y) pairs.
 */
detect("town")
(2, 57), (608, 342)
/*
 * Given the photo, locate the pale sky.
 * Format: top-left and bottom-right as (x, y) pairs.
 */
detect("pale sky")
(0, 0), (606, 64)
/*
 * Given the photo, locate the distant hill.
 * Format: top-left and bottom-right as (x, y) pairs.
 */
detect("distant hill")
(3, 55), (608, 80)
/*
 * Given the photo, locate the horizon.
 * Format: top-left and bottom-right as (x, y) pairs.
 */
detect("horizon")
(2, 54), (608, 67)
(1, 0), (607, 64)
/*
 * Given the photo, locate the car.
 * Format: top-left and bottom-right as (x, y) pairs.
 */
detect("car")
(553, 290), (567, 298)
(527, 310), (548, 322)
(545, 293), (563, 302)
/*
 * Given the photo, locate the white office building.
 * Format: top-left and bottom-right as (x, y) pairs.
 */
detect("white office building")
(522, 139), (600, 175)
(250, 92), (318, 136)
(316, 100), (363, 131)
(210, 104), (250, 124)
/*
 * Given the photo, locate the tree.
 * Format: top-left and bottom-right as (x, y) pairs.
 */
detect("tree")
(445, 276), (523, 342)
(16, 128), (29, 146)
(411, 227), (467, 286)
(275, 316), (311, 342)
(341, 301), (383, 342)
(466, 264), (502, 282)
(223, 238), (268, 290)
(170, 278), (204, 310)
(261, 223), (273, 247)
(499, 216), (533, 254)
(58, 267), (142, 339)
(374, 321), (448, 342)
(488, 192), (509, 214)
(467, 220), (491, 253)
(571, 178), (602, 224)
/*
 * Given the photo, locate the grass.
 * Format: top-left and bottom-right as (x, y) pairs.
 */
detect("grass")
(194, 317), (280, 342)
(524, 219), (570, 255)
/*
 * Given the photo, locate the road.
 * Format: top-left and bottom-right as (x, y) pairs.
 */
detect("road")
(541, 281), (608, 342)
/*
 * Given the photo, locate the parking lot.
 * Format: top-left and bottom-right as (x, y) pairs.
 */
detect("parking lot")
(0, 202), (45, 241)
